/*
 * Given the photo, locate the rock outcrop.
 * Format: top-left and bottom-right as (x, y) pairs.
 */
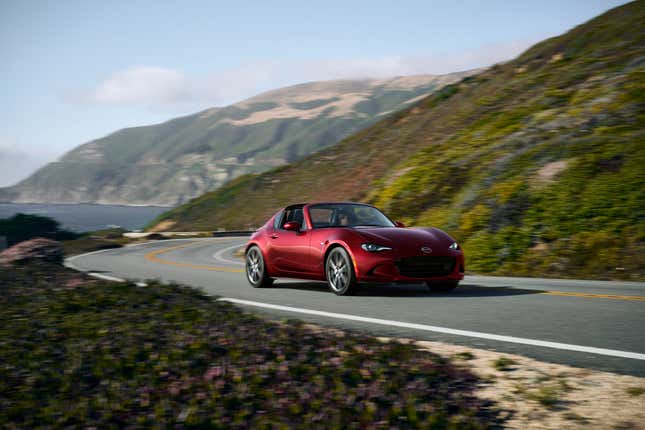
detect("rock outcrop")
(0, 238), (64, 266)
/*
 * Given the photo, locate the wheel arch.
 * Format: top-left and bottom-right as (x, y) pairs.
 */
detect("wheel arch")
(323, 241), (358, 280)
(245, 241), (261, 255)
(245, 242), (272, 277)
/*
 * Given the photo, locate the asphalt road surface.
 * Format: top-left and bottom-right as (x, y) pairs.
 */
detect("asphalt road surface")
(66, 238), (645, 376)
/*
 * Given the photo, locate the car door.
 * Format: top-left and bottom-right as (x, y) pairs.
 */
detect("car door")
(268, 207), (311, 275)
(306, 205), (335, 277)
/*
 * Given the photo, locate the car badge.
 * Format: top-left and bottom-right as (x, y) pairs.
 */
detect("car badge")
(421, 246), (432, 254)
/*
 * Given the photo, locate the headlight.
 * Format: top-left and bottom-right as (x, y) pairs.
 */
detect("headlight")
(449, 242), (460, 250)
(361, 243), (392, 252)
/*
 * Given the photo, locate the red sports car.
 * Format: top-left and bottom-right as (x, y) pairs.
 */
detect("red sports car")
(245, 202), (465, 295)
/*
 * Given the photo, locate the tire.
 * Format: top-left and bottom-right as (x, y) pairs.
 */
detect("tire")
(325, 247), (360, 296)
(426, 280), (459, 293)
(246, 246), (274, 288)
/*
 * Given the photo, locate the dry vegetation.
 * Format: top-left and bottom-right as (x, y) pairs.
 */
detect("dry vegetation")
(380, 337), (645, 430)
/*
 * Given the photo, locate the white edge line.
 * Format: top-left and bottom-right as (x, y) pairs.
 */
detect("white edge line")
(87, 272), (127, 282)
(65, 238), (205, 263)
(212, 243), (246, 266)
(65, 264), (146, 286)
(64, 236), (246, 285)
(217, 298), (645, 361)
(64, 237), (240, 269)
(62, 240), (645, 360)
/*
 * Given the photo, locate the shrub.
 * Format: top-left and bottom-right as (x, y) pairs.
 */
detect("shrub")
(0, 213), (78, 246)
(491, 356), (517, 371)
(0, 264), (500, 428)
(146, 233), (167, 240)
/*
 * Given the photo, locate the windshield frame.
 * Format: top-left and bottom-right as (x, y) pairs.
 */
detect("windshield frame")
(306, 203), (396, 229)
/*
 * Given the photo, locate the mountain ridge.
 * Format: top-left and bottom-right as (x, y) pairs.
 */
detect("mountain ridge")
(0, 73), (473, 206)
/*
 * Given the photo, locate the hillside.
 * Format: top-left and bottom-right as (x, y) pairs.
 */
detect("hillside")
(0, 74), (471, 206)
(153, 1), (645, 280)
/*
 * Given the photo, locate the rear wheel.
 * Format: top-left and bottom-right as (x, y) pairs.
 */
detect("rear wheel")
(246, 246), (274, 288)
(325, 247), (360, 296)
(426, 280), (459, 293)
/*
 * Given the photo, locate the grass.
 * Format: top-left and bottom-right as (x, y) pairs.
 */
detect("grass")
(511, 376), (572, 410)
(454, 351), (476, 361)
(625, 386), (645, 397)
(562, 411), (587, 422)
(0, 263), (499, 428)
(491, 356), (517, 372)
(525, 385), (563, 409)
(151, 1), (645, 281)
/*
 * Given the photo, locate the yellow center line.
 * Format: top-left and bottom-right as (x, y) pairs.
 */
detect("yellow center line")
(540, 290), (645, 301)
(144, 242), (244, 273)
(144, 243), (645, 301)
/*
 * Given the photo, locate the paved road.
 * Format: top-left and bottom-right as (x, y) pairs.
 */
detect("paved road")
(67, 238), (645, 376)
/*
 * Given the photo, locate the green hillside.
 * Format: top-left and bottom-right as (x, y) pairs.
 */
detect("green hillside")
(154, 1), (645, 280)
(0, 75), (470, 206)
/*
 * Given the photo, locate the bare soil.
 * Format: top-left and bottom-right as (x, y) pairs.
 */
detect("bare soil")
(408, 338), (645, 429)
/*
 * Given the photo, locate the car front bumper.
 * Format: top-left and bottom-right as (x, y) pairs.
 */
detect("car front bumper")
(354, 251), (465, 283)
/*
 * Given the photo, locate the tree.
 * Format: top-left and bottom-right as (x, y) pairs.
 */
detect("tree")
(0, 214), (78, 246)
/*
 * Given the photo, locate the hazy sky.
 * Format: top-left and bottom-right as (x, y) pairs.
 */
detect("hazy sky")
(0, 0), (628, 186)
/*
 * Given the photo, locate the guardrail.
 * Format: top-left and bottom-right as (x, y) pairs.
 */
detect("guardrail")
(123, 231), (209, 239)
(123, 231), (256, 239)
(212, 230), (255, 237)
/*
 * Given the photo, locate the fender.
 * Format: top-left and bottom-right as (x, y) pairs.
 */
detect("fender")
(323, 239), (360, 279)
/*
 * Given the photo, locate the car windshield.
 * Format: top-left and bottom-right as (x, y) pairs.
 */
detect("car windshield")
(308, 203), (395, 228)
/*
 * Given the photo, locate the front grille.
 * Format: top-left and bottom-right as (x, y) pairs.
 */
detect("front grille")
(396, 256), (455, 278)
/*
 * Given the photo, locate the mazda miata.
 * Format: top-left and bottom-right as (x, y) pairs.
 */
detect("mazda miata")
(245, 202), (464, 295)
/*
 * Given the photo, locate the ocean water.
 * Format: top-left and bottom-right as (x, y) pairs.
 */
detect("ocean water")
(0, 203), (171, 233)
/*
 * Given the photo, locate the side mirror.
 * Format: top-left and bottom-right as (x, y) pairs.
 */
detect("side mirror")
(395, 221), (406, 228)
(283, 221), (301, 231)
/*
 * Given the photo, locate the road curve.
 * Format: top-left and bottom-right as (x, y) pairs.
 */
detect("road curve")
(66, 238), (645, 376)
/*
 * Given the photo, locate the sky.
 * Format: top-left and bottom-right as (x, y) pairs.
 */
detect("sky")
(0, 0), (629, 186)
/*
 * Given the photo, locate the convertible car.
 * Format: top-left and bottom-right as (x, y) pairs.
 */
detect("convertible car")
(245, 202), (464, 295)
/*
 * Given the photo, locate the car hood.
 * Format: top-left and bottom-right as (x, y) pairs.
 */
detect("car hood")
(355, 227), (455, 250)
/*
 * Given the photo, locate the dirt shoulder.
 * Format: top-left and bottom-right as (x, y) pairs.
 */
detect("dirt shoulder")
(297, 323), (645, 429)
(398, 337), (645, 429)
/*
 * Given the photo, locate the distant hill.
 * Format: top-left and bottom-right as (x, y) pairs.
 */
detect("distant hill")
(153, 1), (645, 280)
(0, 74), (472, 206)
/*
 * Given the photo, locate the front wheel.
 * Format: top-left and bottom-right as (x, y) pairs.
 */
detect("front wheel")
(246, 246), (274, 288)
(325, 247), (360, 296)
(426, 280), (459, 293)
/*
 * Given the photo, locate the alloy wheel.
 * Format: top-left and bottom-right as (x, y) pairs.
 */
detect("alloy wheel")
(325, 248), (359, 295)
(246, 247), (264, 285)
(327, 251), (349, 292)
